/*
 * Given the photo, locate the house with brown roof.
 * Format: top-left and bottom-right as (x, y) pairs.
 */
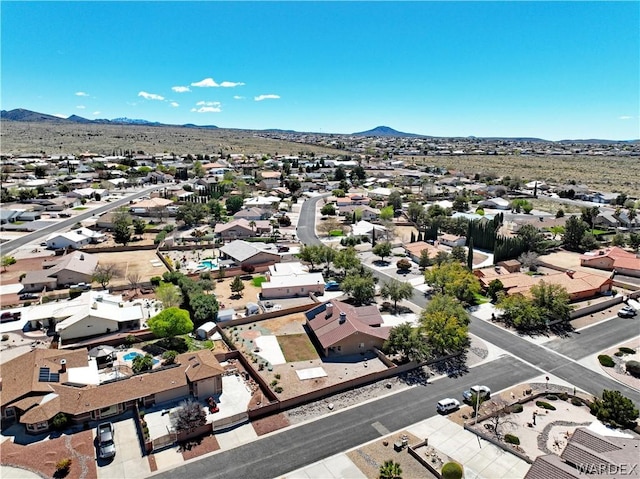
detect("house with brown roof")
(474, 268), (613, 301)
(580, 247), (640, 278)
(214, 218), (271, 241)
(0, 348), (224, 434)
(404, 241), (440, 263)
(305, 300), (390, 357)
(21, 251), (98, 292)
(525, 427), (640, 479)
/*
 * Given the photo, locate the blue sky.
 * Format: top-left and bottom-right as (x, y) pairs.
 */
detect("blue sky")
(2, 1), (638, 140)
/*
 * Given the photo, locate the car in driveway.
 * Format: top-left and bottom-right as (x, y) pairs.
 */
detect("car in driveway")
(69, 282), (91, 291)
(463, 385), (491, 402)
(97, 422), (116, 459)
(1, 311), (20, 323)
(325, 280), (340, 291)
(19, 293), (39, 301)
(618, 306), (637, 318)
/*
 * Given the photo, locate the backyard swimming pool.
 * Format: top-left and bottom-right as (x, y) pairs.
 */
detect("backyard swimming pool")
(199, 259), (218, 270)
(123, 351), (159, 365)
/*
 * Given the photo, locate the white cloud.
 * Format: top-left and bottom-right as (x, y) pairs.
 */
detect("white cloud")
(219, 81), (245, 88)
(190, 106), (222, 113)
(618, 115), (634, 120)
(196, 101), (221, 107)
(233, 95), (245, 100)
(93, 111), (101, 115)
(75, 91), (89, 97)
(191, 77), (244, 88)
(254, 94), (280, 101)
(170, 102), (179, 107)
(138, 91), (165, 101)
(172, 86), (191, 93)
(76, 105), (86, 109)
(53, 113), (67, 118)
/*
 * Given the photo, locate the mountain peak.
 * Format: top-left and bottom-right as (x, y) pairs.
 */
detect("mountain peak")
(352, 125), (421, 137)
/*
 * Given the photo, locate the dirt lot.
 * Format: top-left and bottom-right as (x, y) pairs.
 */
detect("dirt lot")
(95, 248), (168, 288)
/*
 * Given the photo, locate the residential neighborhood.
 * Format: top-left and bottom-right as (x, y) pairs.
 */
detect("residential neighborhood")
(1, 132), (639, 479)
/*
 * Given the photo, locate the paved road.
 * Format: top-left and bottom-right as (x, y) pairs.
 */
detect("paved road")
(544, 316), (640, 359)
(296, 193), (330, 247)
(153, 357), (538, 479)
(0, 184), (165, 255)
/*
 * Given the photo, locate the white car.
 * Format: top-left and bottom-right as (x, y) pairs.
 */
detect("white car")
(436, 398), (461, 414)
(463, 385), (491, 402)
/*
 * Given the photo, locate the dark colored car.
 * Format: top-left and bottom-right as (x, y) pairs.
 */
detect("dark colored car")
(19, 293), (39, 301)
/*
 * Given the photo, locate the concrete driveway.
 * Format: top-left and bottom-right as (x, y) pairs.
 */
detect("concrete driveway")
(96, 416), (150, 479)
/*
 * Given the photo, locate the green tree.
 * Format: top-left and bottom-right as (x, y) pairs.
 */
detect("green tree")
(531, 281), (572, 324)
(148, 307), (193, 338)
(611, 233), (626, 247)
(189, 293), (219, 326)
(176, 203), (208, 227)
(133, 218), (146, 235)
(407, 202), (424, 223)
(452, 196), (468, 212)
(372, 241), (393, 262)
(1, 255), (16, 272)
(225, 195), (244, 215)
(420, 309), (468, 356)
(380, 279), (414, 311)
(517, 224), (546, 253)
(193, 161), (205, 178)
(629, 232), (640, 251)
(321, 203), (336, 216)
(379, 460), (402, 479)
(155, 282), (183, 308)
(424, 293), (470, 325)
(207, 199), (225, 221)
(424, 262), (481, 305)
(496, 293), (545, 331)
(298, 244), (325, 271)
(451, 246), (466, 263)
(230, 275), (245, 297)
(387, 191), (403, 211)
(341, 272), (376, 305)
(466, 238), (474, 270)
(580, 232), (598, 251)
(487, 279), (504, 302)
(581, 206), (600, 231)
(333, 247), (360, 275)
(132, 353), (155, 373)
(334, 166), (346, 181)
(441, 462), (464, 479)
(563, 216), (589, 251)
(396, 258), (412, 272)
(113, 207), (132, 246)
(419, 249), (431, 268)
(590, 390), (639, 429)
(285, 178), (301, 196)
(380, 206), (394, 221)
(383, 323), (429, 362)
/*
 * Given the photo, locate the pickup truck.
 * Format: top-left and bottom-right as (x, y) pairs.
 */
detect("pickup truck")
(97, 422), (116, 459)
(462, 385), (491, 403)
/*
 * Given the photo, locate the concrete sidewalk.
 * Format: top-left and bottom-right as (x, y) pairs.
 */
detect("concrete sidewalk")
(281, 414), (531, 479)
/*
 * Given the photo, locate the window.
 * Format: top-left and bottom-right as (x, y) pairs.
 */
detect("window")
(5, 407), (15, 417)
(359, 343), (365, 349)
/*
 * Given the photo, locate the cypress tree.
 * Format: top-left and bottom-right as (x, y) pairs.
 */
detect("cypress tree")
(467, 238), (474, 270)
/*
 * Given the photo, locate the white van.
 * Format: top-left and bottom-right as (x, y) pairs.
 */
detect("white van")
(436, 398), (461, 414)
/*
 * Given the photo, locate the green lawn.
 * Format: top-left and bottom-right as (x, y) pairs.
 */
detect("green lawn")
(277, 334), (319, 362)
(73, 207), (89, 210)
(252, 276), (267, 287)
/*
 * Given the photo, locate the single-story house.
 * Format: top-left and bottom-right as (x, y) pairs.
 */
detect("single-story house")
(305, 300), (390, 357)
(351, 220), (387, 240)
(437, 233), (466, 248)
(129, 197), (174, 216)
(261, 262), (325, 299)
(0, 348), (224, 434)
(404, 241), (440, 263)
(45, 227), (106, 250)
(474, 268), (613, 301)
(214, 219), (271, 241)
(478, 197), (511, 210)
(219, 240), (281, 267)
(233, 207), (272, 221)
(21, 251), (98, 293)
(580, 247), (640, 278)
(0, 209), (21, 224)
(243, 196), (281, 207)
(339, 205), (380, 222)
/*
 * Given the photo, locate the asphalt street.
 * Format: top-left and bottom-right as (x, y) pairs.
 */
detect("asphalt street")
(152, 357), (538, 479)
(0, 184), (165, 255)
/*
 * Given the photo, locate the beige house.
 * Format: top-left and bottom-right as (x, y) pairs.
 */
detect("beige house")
(580, 247), (640, 278)
(219, 240), (281, 267)
(214, 218), (271, 241)
(305, 300), (390, 357)
(0, 348), (224, 434)
(261, 262), (325, 299)
(21, 251), (98, 292)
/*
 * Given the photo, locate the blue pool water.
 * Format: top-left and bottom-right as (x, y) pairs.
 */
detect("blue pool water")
(123, 352), (159, 365)
(200, 259), (218, 270)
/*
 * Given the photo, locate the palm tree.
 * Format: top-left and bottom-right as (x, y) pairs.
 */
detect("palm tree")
(249, 220), (256, 233)
(379, 460), (402, 479)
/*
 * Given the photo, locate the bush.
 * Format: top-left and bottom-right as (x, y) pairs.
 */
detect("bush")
(52, 413), (69, 430)
(619, 347), (636, 355)
(55, 458), (72, 477)
(274, 386), (283, 394)
(162, 350), (178, 365)
(150, 276), (162, 286)
(1, 334), (8, 341)
(270, 379), (278, 387)
(598, 354), (615, 367)
(615, 351), (625, 357)
(546, 395), (558, 401)
(441, 462), (463, 479)
(241, 264), (255, 273)
(274, 373), (281, 380)
(558, 392), (569, 401)
(626, 360), (640, 378)
(504, 434), (520, 445)
(571, 397), (583, 406)
(508, 403), (524, 413)
(536, 401), (556, 411)
(42, 295), (52, 303)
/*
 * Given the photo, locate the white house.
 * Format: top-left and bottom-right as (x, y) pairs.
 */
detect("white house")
(478, 197), (511, 210)
(261, 263), (325, 299)
(351, 220), (387, 240)
(45, 228), (106, 250)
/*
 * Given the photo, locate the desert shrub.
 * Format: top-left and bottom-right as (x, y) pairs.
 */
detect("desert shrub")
(52, 412), (69, 430)
(571, 397), (583, 406)
(619, 347), (636, 355)
(441, 462), (463, 479)
(615, 351), (624, 357)
(274, 373), (281, 380)
(55, 458), (72, 477)
(274, 386), (283, 394)
(150, 276), (162, 286)
(536, 401), (556, 411)
(139, 411), (146, 418)
(504, 434), (520, 445)
(546, 394), (558, 401)
(558, 392), (569, 401)
(42, 295), (52, 303)
(598, 355), (615, 367)
(1, 334), (8, 341)
(626, 360), (640, 378)
(508, 403), (524, 413)
(270, 379), (278, 387)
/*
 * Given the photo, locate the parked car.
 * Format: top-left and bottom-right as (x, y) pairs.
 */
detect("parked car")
(463, 385), (491, 402)
(436, 398), (461, 414)
(618, 306), (637, 318)
(19, 293), (39, 301)
(1, 311), (20, 323)
(325, 280), (340, 291)
(97, 422), (116, 459)
(70, 282), (91, 291)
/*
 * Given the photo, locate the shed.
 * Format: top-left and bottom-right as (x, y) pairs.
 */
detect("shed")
(246, 302), (260, 316)
(196, 321), (217, 339)
(216, 308), (235, 322)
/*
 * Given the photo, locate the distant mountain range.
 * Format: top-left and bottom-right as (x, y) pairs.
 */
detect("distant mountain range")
(1, 108), (637, 143)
